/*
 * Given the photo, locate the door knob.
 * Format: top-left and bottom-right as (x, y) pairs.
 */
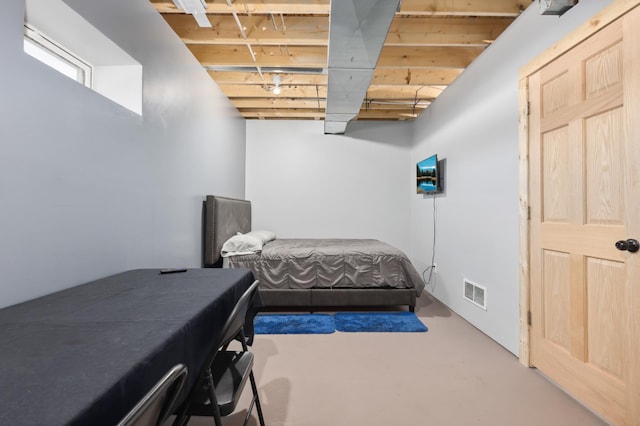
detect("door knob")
(615, 239), (640, 253)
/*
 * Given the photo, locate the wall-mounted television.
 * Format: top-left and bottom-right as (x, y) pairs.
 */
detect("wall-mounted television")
(416, 154), (440, 194)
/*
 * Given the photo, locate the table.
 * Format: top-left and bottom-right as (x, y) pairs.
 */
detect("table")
(0, 268), (255, 425)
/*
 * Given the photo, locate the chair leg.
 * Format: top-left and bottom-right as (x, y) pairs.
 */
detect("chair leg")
(171, 412), (189, 426)
(171, 399), (191, 426)
(205, 369), (224, 426)
(249, 371), (266, 426)
(243, 396), (255, 426)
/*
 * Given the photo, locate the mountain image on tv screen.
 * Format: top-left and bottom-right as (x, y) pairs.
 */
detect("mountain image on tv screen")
(417, 155), (438, 194)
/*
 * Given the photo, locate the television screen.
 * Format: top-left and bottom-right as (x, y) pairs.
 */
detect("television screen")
(417, 154), (438, 194)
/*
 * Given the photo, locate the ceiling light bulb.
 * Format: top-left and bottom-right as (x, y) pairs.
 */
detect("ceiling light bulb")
(272, 74), (282, 95)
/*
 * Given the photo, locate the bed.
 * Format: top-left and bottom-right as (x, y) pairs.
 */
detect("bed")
(203, 195), (424, 311)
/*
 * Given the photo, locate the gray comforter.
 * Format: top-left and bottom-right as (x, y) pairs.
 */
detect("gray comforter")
(226, 239), (424, 295)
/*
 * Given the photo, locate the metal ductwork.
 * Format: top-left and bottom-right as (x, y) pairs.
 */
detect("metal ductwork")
(538, 0), (578, 15)
(324, 0), (400, 134)
(172, 0), (211, 27)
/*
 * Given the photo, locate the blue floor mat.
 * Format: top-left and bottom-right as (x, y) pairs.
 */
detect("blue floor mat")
(254, 313), (335, 334)
(334, 311), (428, 332)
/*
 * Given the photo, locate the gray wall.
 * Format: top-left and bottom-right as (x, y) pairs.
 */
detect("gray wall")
(409, 1), (613, 355)
(0, 0), (246, 308)
(245, 120), (413, 253)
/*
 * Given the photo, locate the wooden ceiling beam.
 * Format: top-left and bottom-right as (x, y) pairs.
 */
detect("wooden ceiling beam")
(371, 68), (462, 85)
(365, 85), (443, 99)
(163, 14), (511, 46)
(162, 14), (328, 46)
(218, 83), (444, 99)
(356, 109), (424, 119)
(239, 105), (429, 117)
(240, 109), (428, 120)
(377, 46), (485, 68)
(188, 44), (327, 67)
(150, 0), (329, 14)
(208, 71), (327, 85)
(385, 16), (513, 46)
(361, 102), (430, 111)
(232, 98), (326, 109)
(232, 98), (430, 110)
(190, 45), (481, 68)
(207, 69), (461, 86)
(151, 0), (526, 16)
(397, 0), (528, 16)
(241, 109), (326, 119)
(220, 84), (327, 98)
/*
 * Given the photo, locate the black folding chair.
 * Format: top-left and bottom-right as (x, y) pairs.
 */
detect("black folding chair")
(173, 280), (266, 426)
(118, 364), (188, 426)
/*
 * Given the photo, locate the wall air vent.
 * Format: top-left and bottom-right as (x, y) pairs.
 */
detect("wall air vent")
(464, 279), (487, 310)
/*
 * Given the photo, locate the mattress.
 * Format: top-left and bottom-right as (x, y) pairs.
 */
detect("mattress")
(226, 238), (424, 295)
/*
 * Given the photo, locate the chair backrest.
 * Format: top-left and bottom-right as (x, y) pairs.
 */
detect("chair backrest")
(117, 364), (188, 426)
(217, 280), (260, 349)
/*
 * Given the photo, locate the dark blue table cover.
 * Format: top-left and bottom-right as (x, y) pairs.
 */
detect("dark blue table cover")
(0, 268), (255, 425)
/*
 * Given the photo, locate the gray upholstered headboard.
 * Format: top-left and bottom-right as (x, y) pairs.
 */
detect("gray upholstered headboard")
(204, 195), (251, 267)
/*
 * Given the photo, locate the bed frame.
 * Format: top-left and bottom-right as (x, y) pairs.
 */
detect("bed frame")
(203, 195), (416, 311)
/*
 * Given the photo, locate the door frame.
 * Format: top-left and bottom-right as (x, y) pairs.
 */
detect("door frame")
(518, 0), (640, 367)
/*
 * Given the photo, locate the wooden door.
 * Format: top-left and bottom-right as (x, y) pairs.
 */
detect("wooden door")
(525, 4), (640, 425)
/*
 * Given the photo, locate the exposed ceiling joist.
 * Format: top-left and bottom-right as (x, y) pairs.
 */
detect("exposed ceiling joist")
(164, 14), (512, 47)
(151, 0), (528, 16)
(151, 0), (529, 126)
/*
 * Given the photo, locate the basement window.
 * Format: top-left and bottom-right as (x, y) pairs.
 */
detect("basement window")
(24, 0), (143, 115)
(23, 25), (92, 88)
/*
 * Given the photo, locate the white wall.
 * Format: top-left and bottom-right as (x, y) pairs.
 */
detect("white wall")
(245, 120), (413, 253)
(0, 0), (246, 308)
(409, 1), (613, 355)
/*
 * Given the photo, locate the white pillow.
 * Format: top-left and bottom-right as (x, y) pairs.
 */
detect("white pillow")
(220, 230), (276, 257)
(245, 230), (276, 244)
